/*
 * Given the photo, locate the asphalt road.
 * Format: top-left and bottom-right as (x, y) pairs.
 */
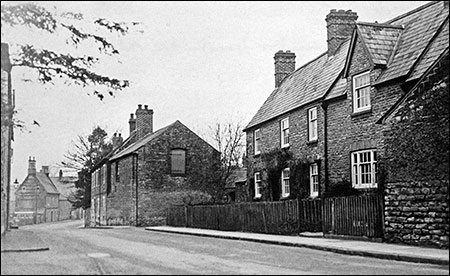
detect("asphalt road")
(1, 220), (448, 275)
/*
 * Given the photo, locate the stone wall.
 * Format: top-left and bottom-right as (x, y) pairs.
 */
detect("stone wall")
(384, 181), (449, 248)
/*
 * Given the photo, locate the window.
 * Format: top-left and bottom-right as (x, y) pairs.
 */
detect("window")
(281, 168), (290, 198)
(310, 163), (319, 197)
(115, 161), (120, 182)
(254, 172), (262, 198)
(352, 71), (371, 113)
(280, 118), (289, 148)
(254, 129), (261, 155)
(171, 149), (186, 174)
(308, 107), (317, 141)
(351, 149), (377, 188)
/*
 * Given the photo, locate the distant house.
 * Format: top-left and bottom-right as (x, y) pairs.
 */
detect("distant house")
(91, 105), (220, 227)
(224, 167), (247, 203)
(243, 1), (448, 247)
(51, 170), (82, 221)
(15, 158), (60, 225)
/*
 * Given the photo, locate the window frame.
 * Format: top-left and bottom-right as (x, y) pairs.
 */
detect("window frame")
(171, 149), (186, 175)
(115, 161), (120, 182)
(280, 117), (290, 148)
(254, 172), (262, 199)
(308, 107), (318, 142)
(351, 149), (378, 189)
(254, 129), (261, 155)
(281, 168), (290, 198)
(352, 71), (371, 113)
(310, 163), (319, 198)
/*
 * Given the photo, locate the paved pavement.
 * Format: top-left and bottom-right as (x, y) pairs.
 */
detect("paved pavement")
(145, 226), (450, 266)
(1, 229), (49, 252)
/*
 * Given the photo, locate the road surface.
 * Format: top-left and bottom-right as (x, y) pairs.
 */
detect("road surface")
(1, 220), (448, 275)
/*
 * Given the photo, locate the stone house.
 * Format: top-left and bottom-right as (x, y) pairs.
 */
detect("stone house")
(244, 1), (448, 201)
(15, 158), (60, 226)
(91, 105), (220, 227)
(243, 1), (448, 247)
(1, 43), (13, 235)
(51, 170), (81, 221)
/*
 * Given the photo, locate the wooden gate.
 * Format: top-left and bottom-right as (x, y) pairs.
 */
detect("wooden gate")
(322, 194), (383, 238)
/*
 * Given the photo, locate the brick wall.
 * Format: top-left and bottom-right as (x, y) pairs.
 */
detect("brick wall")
(245, 101), (325, 201)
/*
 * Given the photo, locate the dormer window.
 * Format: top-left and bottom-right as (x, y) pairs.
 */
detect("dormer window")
(352, 71), (371, 113)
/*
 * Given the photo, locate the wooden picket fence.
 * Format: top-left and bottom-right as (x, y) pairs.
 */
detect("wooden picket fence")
(167, 194), (383, 238)
(322, 194), (384, 238)
(167, 198), (322, 235)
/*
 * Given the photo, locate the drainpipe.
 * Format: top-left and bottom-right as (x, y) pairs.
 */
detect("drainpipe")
(133, 154), (139, 227)
(322, 102), (329, 195)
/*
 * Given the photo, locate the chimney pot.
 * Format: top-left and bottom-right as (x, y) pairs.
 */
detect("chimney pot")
(144, 105), (148, 109)
(138, 104), (142, 109)
(28, 157), (37, 175)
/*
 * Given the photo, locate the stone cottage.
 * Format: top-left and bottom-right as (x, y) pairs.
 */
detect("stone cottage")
(91, 105), (220, 227)
(15, 158), (60, 226)
(51, 170), (81, 221)
(243, 1), (448, 247)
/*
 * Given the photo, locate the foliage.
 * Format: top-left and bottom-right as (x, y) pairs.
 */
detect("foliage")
(1, 2), (141, 100)
(322, 179), (360, 198)
(382, 68), (449, 183)
(63, 126), (113, 209)
(261, 148), (293, 201)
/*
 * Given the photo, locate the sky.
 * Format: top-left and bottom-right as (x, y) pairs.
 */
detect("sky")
(3, 1), (429, 182)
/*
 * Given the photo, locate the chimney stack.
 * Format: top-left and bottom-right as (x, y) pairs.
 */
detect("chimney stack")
(28, 156), (36, 175)
(274, 50), (296, 88)
(112, 132), (124, 149)
(59, 169), (63, 179)
(41, 166), (49, 176)
(129, 113), (136, 135)
(135, 104), (153, 140)
(326, 9), (358, 56)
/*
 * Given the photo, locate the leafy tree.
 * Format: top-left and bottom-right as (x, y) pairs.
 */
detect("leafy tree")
(1, 2), (141, 101)
(62, 126), (113, 209)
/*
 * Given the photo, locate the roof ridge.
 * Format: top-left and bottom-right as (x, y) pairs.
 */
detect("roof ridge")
(357, 21), (404, 29)
(384, 1), (439, 24)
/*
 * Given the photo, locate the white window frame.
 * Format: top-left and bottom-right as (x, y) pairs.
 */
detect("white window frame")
(254, 172), (262, 198)
(280, 117), (289, 148)
(310, 163), (319, 198)
(281, 168), (290, 198)
(351, 149), (378, 189)
(352, 71), (371, 113)
(308, 107), (318, 141)
(254, 129), (261, 155)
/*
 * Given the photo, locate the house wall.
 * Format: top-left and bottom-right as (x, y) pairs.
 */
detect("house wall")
(1, 43), (12, 236)
(326, 36), (403, 191)
(14, 176), (46, 226)
(245, 101), (325, 201)
(59, 199), (72, 221)
(106, 156), (136, 226)
(91, 163), (108, 226)
(106, 122), (219, 226)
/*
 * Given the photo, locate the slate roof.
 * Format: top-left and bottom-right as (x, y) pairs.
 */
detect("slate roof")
(245, 40), (350, 130)
(356, 22), (403, 66)
(109, 121), (178, 161)
(36, 172), (59, 194)
(51, 176), (77, 200)
(225, 168), (247, 189)
(407, 18), (449, 81)
(375, 1), (448, 84)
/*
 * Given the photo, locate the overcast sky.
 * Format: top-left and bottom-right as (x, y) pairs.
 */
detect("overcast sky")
(3, 1), (429, 182)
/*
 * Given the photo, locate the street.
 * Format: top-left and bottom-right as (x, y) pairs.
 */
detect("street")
(1, 220), (448, 275)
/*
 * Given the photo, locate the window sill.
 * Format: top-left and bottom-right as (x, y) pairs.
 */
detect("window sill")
(307, 140), (318, 146)
(351, 108), (372, 117)
(253, 196), (262, 201)
(281, 145), (290, 150)
(353, 185), (378, 189)
(254, 152), (261, 157)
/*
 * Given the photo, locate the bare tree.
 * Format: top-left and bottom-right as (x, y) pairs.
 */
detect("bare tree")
(209, 119), (245, 201)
